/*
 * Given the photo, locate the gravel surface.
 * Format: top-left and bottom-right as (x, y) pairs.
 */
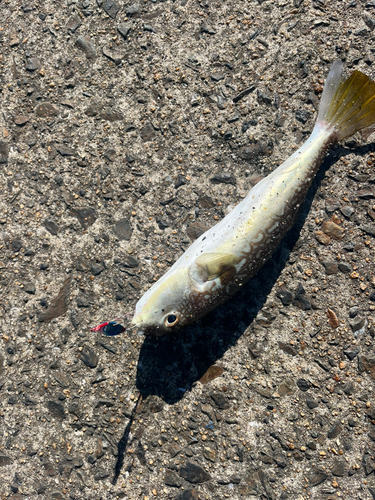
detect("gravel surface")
(1, 0), (375, 498)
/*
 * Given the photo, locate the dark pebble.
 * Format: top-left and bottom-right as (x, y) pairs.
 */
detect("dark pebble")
(35, 102), (59, 118)
(276, 287), (293, 306)
(175, 174), (186, 188)
(79, 347), (98, 368)
(257, 90), (272, 105)
(91, 262), (104, 275)
(233, 85), (255, 103)
(327, 422), (343, 439)
(12, 239), (22, 252)
(240, 140), (271, 159)
(24, 283), (36, 294)
(211, 74), (225, 82)
(325, 197), (340, 213)
(0, 455), (13, 467)
(57, 145), (75, 157)
(306, 398), (319, 409)
(338, 262), (351, 273)
(210, 173), (236, 185)
(119, 255), (139, 268)
(210, 392), (230, 410)
(70, 207), (97, 229)
(296, 378), (310, 392)
(93, 469), (110, 481)
(43, 219), (59, 235)
(164, 469), (182, 487)
(25, 57), (41, 71)
(45, 401), (66, 420)
(176, 490), (198, 500)
(179, 461), (211, 483)
(309, 468), (328, 487)
(295, 109), (310, 124)
(293, 283), (311, 310)
(242, 119), (257, 133)
(114, 218), (132, 240)
(321, 260), (338, 275)
(102, 0), (119, 18)
(340, 205), (355, 218)
(0, 141), (9, 164)
(343, 348), (360, 360)
(278, 342), (297, 356)
(186, 222), (209, 241)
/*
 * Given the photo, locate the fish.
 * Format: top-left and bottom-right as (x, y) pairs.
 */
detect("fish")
(130, 60), (375, 335)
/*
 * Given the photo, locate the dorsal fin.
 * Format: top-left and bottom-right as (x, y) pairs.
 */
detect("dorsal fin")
(194, 253), (240, 281)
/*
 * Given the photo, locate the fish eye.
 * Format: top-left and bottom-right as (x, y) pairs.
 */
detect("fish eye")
(165, 314), (179, 327)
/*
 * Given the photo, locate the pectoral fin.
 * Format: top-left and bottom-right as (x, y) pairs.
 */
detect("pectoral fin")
(194, 253), (240, 281)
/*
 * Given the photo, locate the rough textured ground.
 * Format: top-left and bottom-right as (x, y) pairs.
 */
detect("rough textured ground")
(1, 0), (375, 498)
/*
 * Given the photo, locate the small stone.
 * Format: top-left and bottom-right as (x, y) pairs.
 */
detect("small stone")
(321, 220), (344, 240)
(309, 468), (328, 487)
(140, 122), (156, 141)
(340, 205), (355, 218)
(70, 207), (97, 229)
(35, 102), (59, 117)
(351, 317), (367, 333)
(360, 224), (375, 237)
(24, 283), (36, 295)
(91, 263), (104, 275)
(114, 218), (132, 240)
(177, 490), (198, 500)
(102, 47), (123, 65)
(241, 141), (271, 160)
(66, 15), (82, 32)
(46, 401), (66, 420)
(338, 262), (351, 273)
(0, 141), (9, 164)
(100, 108), (123, 122)
(210, 173), (236, 184)
(327, 422), (342, 439)
(210, 392), (230, 410)
(276, 287), (293, 306)
(327, 308), (339, 328)
(343, 348), (360, 360)
(359, 355), (375, 380)
(25, 57), (41, 71)
(94, 469), (110, 481)
(38, 278), (71, 323)
(164, 469), (182, 487)
(233, 86), (256, 103)
(126, 3), (140, 15)
(118, 23), (131, 39)
(203, 446), (216, 462)
(315, 230), (331, 245)
(293, 283), (311, 310)
(325, 198), (340, 213)
(57, 145), (75, 157)
(331, 459), (345, 477)
(102, 0), (119, 18)
(278, 342), (297, 356)
(43, 219), (59, 235)
(357, 187), (375, 199)
(79, 346), (98, 368)
(186, 222), (210, 241)
(257, 90), (272, 105)
(306, 398), (319, 409)
(0, 455), (13, 467)
(179, 462), (211, 483)
(211, 74), (224, 82)
(321, 261), (338, 275)
(75, 35), (97, 60)
(14, 115), (29, 126)
(295, 109), (310, 123)
(199, 365), (224, 384)
(85, 101), (103, 117)
(297, 378), (310, 392)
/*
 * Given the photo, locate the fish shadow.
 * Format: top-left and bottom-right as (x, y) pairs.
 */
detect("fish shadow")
(135, 142), (375, 404)
(112, 142), (374, 484)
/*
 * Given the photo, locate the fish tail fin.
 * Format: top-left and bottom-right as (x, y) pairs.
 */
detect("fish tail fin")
(316, 59), (375, 141)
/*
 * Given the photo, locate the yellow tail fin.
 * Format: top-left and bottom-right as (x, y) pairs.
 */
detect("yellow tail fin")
(317, 60), (375, 141)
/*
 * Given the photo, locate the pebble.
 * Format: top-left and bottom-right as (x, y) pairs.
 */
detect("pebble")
(233, 85), (255, 103)
(43, 219), (59, 235)
(0, 455), (13, 467)
(327, 422), (342, 439)
(35, 102), (59, 118)
(257, 90), (272, 105)
(309, 468), (328, 487)
(343, 348), (360, 360)
(70, 207), (97, 229)
(296, 378), (310, 391)
(14, 115), (29, 126)
(25, 57), (40, 71)
(126, 3), (140, 15)
(321, 220), (344, 240)
(241, 141), (271, 160)
(114, 218), (132, 240)
(276, 287), (293, 306)
(102, 0), (119, 18)
(66, 16), (82, 33)
(295, 109), (310, 123)
(325, 197), (340, 213)
(321, 260), (338, 275)
(306, 398), (319, 409)
(177, 490), (198, 500)
(79, 346), (98, 368)
(91, 262), (104, 275)
(24, 283), (36, 294)
(117, 23), (131, 39)
(179, 462), (211, 483)
(293, 283), (311, 310)
(45, 401), (66, 420)
(278, 342), (297, 356)
(57, 145), (75, 157)
(210, 173), (236, 185)
(0, 141), (9, 164)
(164, 469), (182, 487)
(75, 36), (97, 60)
(210, 392), (230, 410)
(199, 365), (224, 384)
(315, 230), (330, 245)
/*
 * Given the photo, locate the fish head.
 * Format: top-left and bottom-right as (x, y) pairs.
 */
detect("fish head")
(131, 265), (201, 336)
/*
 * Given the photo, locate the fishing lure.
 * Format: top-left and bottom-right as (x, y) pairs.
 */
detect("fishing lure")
(90, 319), (126, 336)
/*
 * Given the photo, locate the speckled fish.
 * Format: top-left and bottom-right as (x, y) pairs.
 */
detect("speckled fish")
(131, 60), (375, 335)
